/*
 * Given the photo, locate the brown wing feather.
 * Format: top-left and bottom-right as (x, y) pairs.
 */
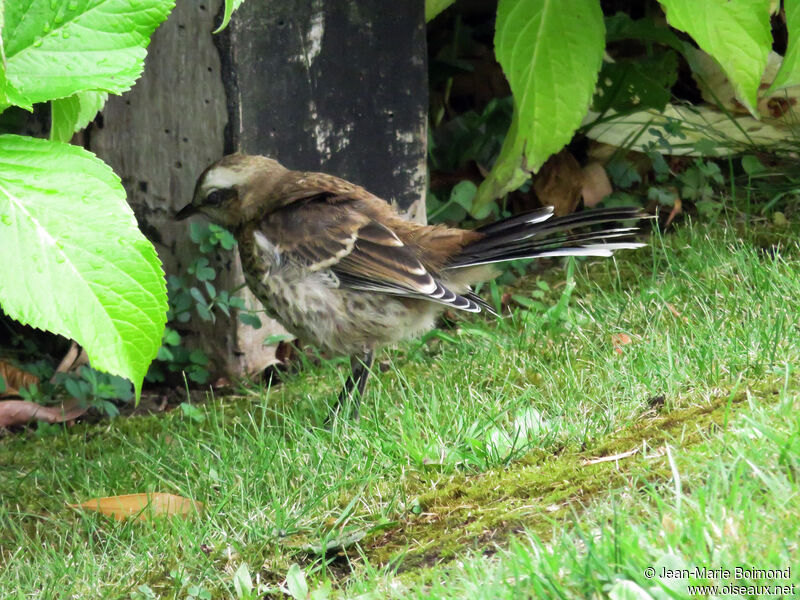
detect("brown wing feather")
(337, 221), (437, 295)
(259, 197), (480, 311)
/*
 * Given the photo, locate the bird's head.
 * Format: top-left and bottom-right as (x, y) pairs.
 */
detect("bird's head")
(175, 154), (289, 228)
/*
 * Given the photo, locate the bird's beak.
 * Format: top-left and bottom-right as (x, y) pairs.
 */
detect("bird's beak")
(175, 203), (198, 221)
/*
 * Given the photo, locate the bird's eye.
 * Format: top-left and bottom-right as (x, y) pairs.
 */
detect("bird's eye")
(206, 190), (223, 206)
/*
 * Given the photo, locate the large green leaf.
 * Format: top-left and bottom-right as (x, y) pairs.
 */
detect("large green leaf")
(658, 0), (771, 116)
(1, 0), (174, 107)
(0, 135), (167, 397)
(768, 0), (800, 94)
(50, 91), (108, 142)
(473, 0), (605, 213)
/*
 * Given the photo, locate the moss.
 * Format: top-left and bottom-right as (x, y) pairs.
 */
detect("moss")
(358, 382), (779, 575)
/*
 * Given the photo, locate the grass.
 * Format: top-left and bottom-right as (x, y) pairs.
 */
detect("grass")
(1, 217), (799, 599)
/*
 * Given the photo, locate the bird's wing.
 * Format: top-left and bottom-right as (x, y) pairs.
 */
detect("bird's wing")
(260, 197), (480, 312)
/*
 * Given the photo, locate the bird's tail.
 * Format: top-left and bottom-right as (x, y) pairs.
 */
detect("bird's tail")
(446, 206), (650, 269)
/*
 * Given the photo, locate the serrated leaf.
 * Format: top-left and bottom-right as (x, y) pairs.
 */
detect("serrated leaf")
(0, 70), (33, 111)
(74, 90), (108, 130)
(767, 0), (800, 93)
(658, 0), (771, 116)
(474, 0), (604, 212)
(214, 0), (246, 34)
(0, 134), (167, 398)
(2, 0), (174, 107)
(426, 0), (456, 22)
(50, 95), (80, 143)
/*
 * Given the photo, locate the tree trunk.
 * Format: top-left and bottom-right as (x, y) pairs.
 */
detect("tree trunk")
(89, 1), (428, 380)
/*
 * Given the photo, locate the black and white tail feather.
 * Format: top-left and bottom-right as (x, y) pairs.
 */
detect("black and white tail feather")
(334, 206), (649, 315)
(440, 206), (649, 314)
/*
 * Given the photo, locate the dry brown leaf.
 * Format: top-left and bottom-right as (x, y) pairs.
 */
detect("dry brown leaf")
(0, 361), (39, 397)
(70, 492), (204, 522)
(585, 104), (795, 156)
(663, 192), (682, 228)
(665, 302), (688, 323)
(53, 342), (82, 377)
(611, 333), (633, 355)
(0, 399), (86, 428)
(581, 162), (612, 208)
(533, 149), (584, 216)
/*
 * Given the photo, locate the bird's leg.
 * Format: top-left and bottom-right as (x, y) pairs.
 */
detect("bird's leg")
(332, 350), (374, 421)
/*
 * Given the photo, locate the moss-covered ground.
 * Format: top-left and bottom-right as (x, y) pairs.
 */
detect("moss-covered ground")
(1, 219), (799, 599)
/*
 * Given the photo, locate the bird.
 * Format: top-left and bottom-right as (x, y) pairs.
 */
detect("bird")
(176, 154), (649, 419)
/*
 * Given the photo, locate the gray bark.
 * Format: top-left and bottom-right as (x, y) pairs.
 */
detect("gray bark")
(89, 0), (428, 379)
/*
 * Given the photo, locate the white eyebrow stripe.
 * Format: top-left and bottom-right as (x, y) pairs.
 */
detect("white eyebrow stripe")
(202, 167), (244, 193)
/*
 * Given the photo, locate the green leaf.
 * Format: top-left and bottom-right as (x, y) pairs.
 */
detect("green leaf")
(284, 564), (308, 600)
(74, 90), (108, 130)
(238, 312), (262, 329)
(657, 0), (771, 116)
(262, 333), (294, 346)
(232, 562), (253, 599)
(50, 95), (80, 143)
(604, 13), (684, 51)
(0, 134), (167, 398)
(606, 158), (641, 188)
(426, 0), (456, 22)
(163, 327), (181, 346)
(51, 91), (108, 143)
(2, 0), (174, 107)
(768, 0), (800, 93)
(214, 0), (246, 34)
(449, 180), (477, 211)
(474, 0), (605, 212)
(593, 51), (678, 114)
(741, 154), (767, 175)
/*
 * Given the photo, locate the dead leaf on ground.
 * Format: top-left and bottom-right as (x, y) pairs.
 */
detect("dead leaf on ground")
(611, 333), (633, 355)
(69, 492), (204, 522)
(0, 361), (39, 397)
(52, 342), (88, 379)
(664, 194), (682, 228)
(533, 149), (584, 216)
(0, 399), (87, 428)
(665, 302), (688, 323)
(581, 162), (613, 208)
(584, 104), (795, 156)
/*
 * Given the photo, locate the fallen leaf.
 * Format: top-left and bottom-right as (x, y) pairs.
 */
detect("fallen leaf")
(50, 342), (81, 382)
(664, 195), (682, 228)
(611, 333), (633, 354)
(69, 492), (203, 521)
(581, 162), (613, 207)
(0, 361), (39, 397)
(584, 104), (795, 156)
(688, 48), (800, 119)
(533, 149), (584, 216)
(665, 302), (688, 323)
(0, 399), (86, 428)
